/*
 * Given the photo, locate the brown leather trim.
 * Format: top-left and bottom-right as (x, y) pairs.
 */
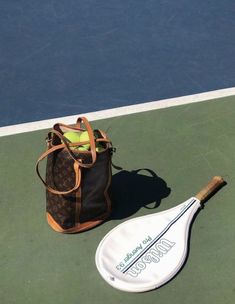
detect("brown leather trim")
(76, 117), (97, 167)
(46, 212), (110, 233)
(36, 145), (82, 195)
(47, 213), (77, 233)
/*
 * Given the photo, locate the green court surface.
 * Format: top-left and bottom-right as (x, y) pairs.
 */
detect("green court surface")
(1, 97), (235, 304)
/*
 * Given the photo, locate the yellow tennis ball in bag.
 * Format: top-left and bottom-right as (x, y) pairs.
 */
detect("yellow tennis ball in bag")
(63, 131), (81, 150)
(80, 131), (90, 150)
(78, 146), (87, 151)
(96, 144), (104, 152)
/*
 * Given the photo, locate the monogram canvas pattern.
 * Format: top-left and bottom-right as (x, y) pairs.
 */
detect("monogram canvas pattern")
(45, 140), (112, 232)
(46, 151), (77, 229)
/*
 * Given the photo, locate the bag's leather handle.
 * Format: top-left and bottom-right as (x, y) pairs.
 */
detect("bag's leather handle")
(52, 117), (97, 168)
(76, 117), (97, 166)
(36, 117), (99, 194)
(36, 143), (81, 195)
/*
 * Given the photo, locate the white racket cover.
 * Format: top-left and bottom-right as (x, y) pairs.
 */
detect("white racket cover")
(95, 197), (201, 292)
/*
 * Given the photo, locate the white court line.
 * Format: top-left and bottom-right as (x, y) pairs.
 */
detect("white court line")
(0, 87), (235, 137)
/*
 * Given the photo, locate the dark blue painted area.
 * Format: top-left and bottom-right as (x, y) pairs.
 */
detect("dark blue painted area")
(0, 0), (235, 126)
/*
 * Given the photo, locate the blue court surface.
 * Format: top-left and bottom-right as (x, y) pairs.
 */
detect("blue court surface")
(1, 2), (235, 304)
(0, 1), (235, 127)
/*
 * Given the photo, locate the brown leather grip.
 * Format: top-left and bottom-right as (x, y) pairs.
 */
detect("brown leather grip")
(195, 176), (225, 204)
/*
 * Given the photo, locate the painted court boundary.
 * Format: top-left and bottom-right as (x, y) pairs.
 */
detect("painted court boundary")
(0, 87), (235, 137)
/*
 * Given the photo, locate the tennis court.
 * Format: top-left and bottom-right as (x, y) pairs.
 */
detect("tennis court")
(1, 1), (235, 303)
(1, 97), (235, 303)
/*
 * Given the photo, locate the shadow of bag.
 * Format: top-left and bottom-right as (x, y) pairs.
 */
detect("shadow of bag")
(36, 117), (113, 233)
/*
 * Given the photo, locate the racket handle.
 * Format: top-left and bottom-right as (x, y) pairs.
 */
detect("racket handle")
(195, 176), (226, 204)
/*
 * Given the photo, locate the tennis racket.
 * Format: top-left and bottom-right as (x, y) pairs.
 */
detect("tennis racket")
(95, 176), (225, 292)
